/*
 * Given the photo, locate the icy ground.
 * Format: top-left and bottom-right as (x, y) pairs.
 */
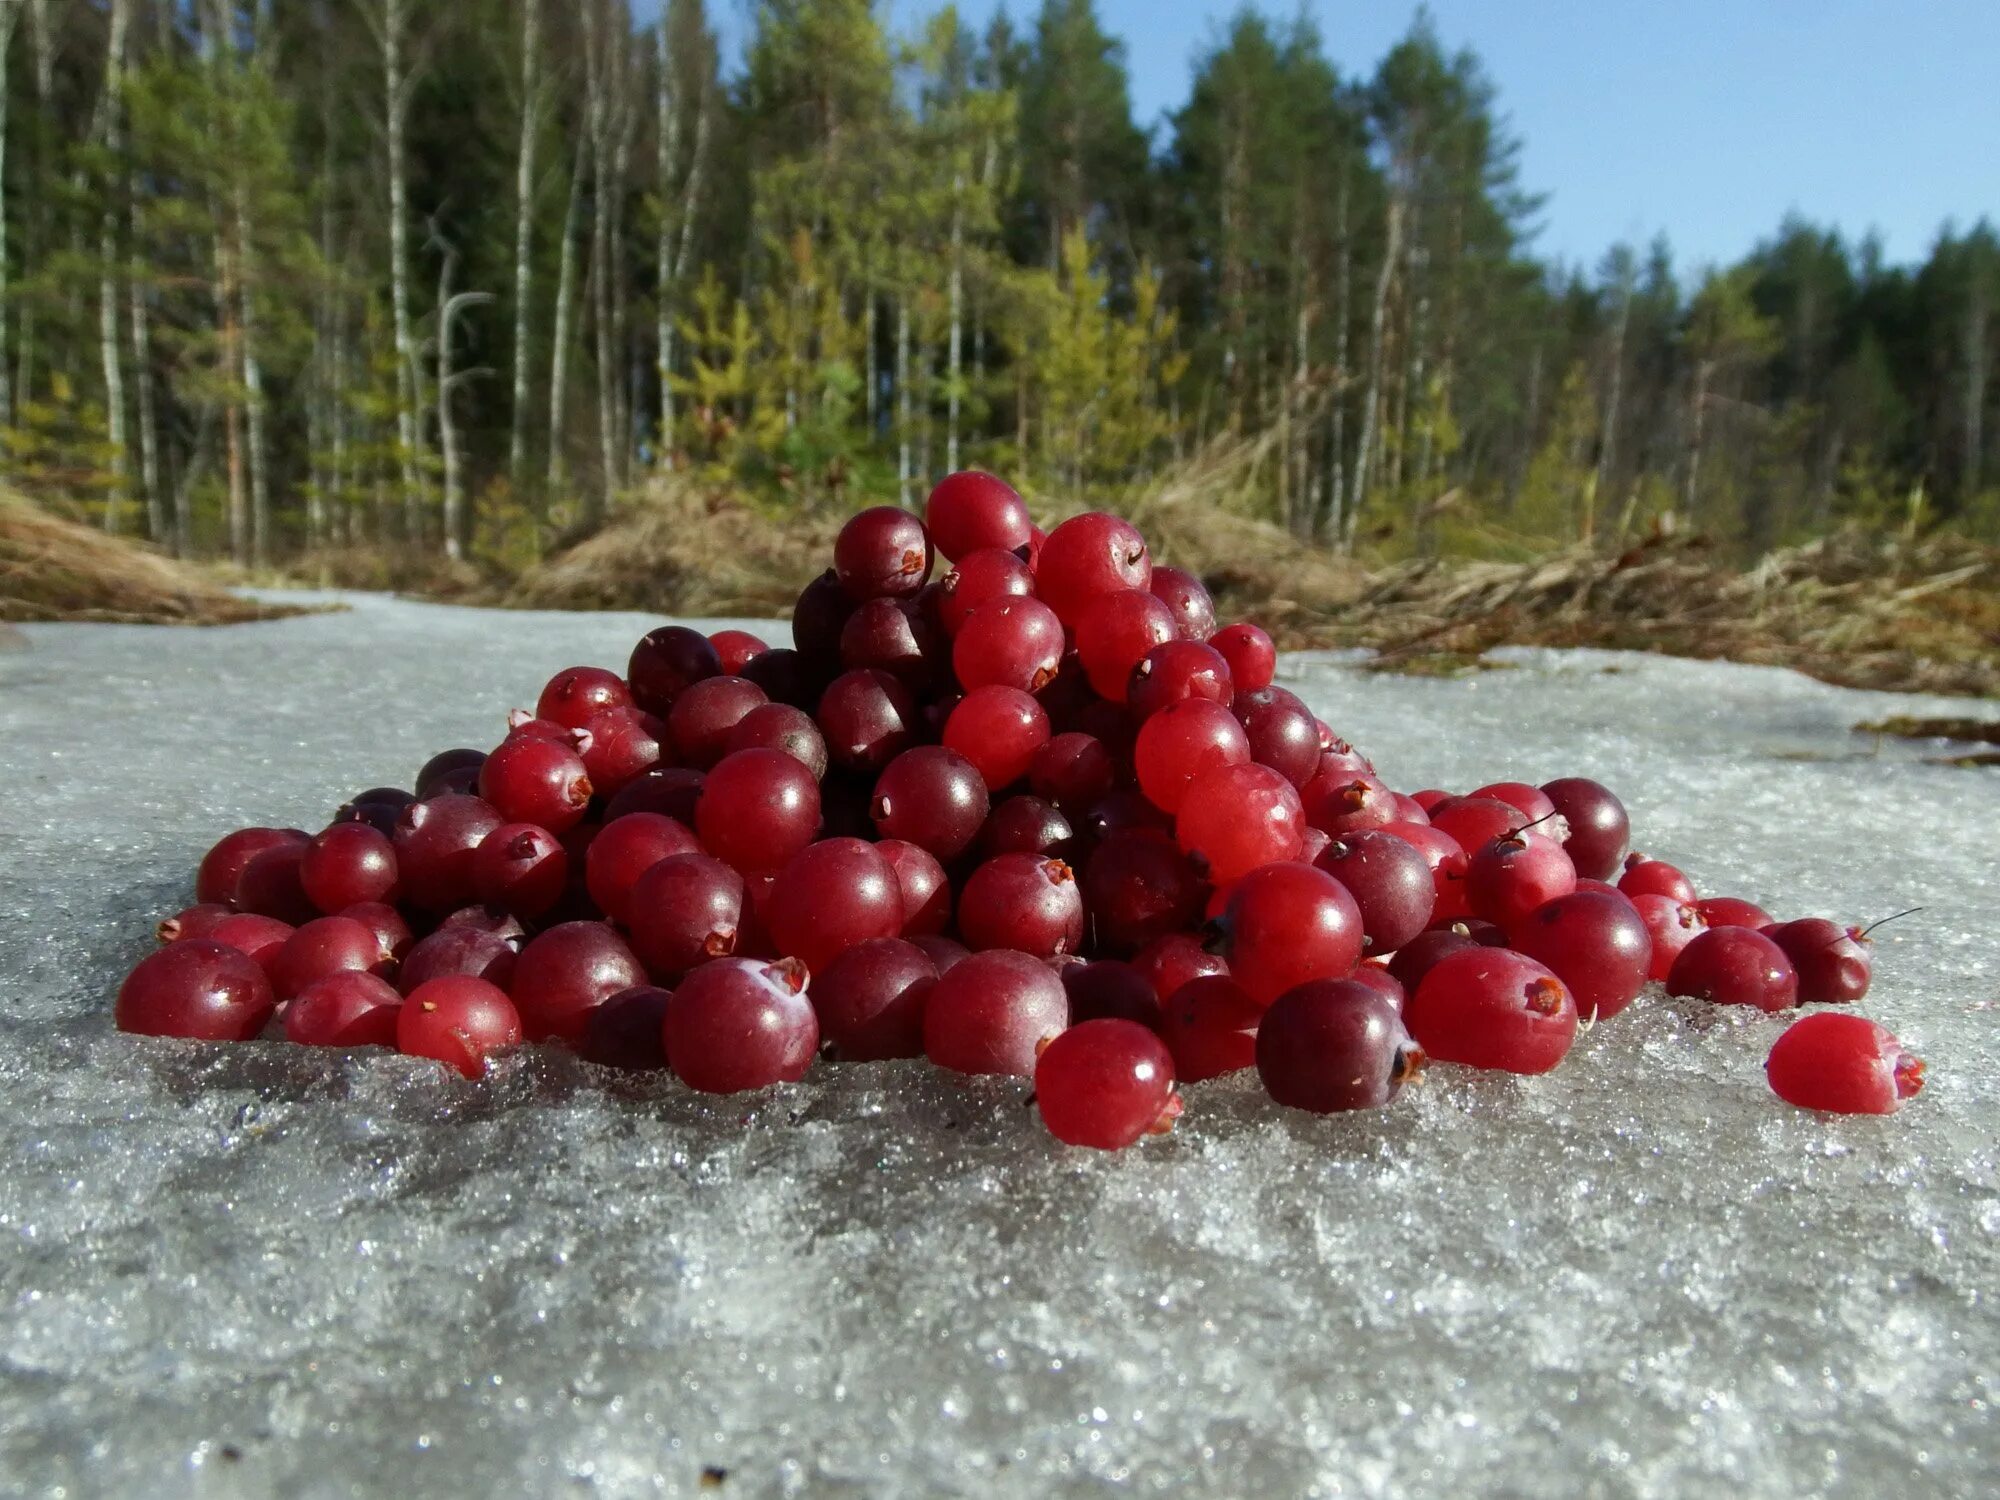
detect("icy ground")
(0, 592), (1995, 1500)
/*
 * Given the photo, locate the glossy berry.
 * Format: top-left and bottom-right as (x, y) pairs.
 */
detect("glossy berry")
(840, 597), (939, 688)
(1469, 781), (1559, 824)
(1257, 979), (1423, 1113)
(415, 748), (487, 801)
(284, 972), (402, 1048)
(116, 940), (275, 1041)
(509, 921), (648, 1044)
(875, 837), (951, 936)
(1633, 893), (1708, 981)
(1540, 777), (1630, 881)
(1384, 922), (1499, 995)
(925, 471), (1034, 561)
(478, 736), (592, 834)
(1619, 855), (1697, 904)
(1036, 1020), (1180, 1149)
(1034, 512), (1151, 627)
(1075, 589), (1178, 702)
(1765, 918), (1873, 1006)
(332, 791), (412, 838)
(1208, 623), (1275, 693)
(817, 668), (919, 774)
(835, 506), (933, 600)
(1313, 830), (1437, 955)
(579, 707), (667, 796)
(666, 957), (818, 1093)
(810, 937), (937, 1061)
(195, 826), (308, 906)
(1176, 762), (1305, 884)
(272, 915), (389, 1001)
(1030, 732), (1116, 812)
(696, 749), (822, 876)
(953, 597), (1065, 694)
(625, 853), (745, 979)
(581, 985), (674, 1070)
(922, 949), (1069, 1077)
(1347, 963), (1407, 1012)
(1218, 862), (1366, 1006)
(959, 854), (1085, 958)
(708, 629), (770, 675)
(583, 812), (703, 923)
(741, 645), (816, 712)
(300, 823), (399, 914)
(536, 666), (632, 730)
(1148, 565), (1217, 642)
(627, 625), (723, 714)
(871, 746), (990, 860)
(936, 548), (1036, 635)
(397, 976), (522, 1079)
(1427, 796), (1530, 859)
(942, 686), (1049, 792)
(1158, 974), (1259, 1080)
(791, 569), (857, 669)
(394, 794), (504, 913)
(1134, 698), (1251, 815)
(1505, 890), (1651, 1021)
(472, 824), (568, 918)
(1381, 821), (1471, 923)
(1234, 687), (1320, 788)
(669, 676), (769, 770)
(396, 923), (519, 996)
(157, 903), (233, 945)
(603, 765), (706, 826)
(726, 702), (830, 782)
(1696, 896), (1775, 931)
(1082, 832), (1207, 954)
(1128, 640), (1233, 723)
(1766, 1012), (1924, 1115)
(766, 838), (903, 975)
(233, 842), (318, 925)
(1465, 831), (1577, 928)
(1666, 927), (1798, 1012)
(1405, 948), (1578, 1074)
(204, 913), (293, 982)
(979, 795), (1076, 861)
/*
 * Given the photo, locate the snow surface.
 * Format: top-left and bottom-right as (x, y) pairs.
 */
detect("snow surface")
(0, 592), (1995, 1500)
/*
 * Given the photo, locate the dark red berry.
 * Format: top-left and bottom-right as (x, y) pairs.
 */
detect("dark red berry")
(393, 794), (504, 913)
(1030, 732), (1116, 812)
(817, 668), (919, 774)
(478, 735), (592, 834)
(1128, 639), (1233, 722)
(1506, 889), (1651, 1021)
(396, 923), (519, 996)
(1764, 918), (1873, 1006)
(959, 854), (1085, 958)
(156, 903), (233, 945)
(300, 823), (400, 913)
(766, 838), (903, 975)
(603, 765), (706, 825)
(696, 749), (822, 876)
(584, 812), (703, 924)
(810, 937), (937, 1060)
(627, 625), (723, 715)
(936, 547), (1036, 635)
(536, 666), (632, 730)
(1148, 565), (1216, 641)
(708, 630), (770, 675)
(942, 686), (1049, 791)
(1619, 855), (1697, 904)
(625, 853), (745, 979)
(1539, 776), (1629, 881)
(472, 823), (568, 918)
(1696, 896), (1775, 930)
(271, 915), (389, 1001)
(726, 702), (830, 781)
(233, 842), (318, 925)
(669, 675), (769, 770)
(285, 972), (402, 1049)
(1256, 979), (1423, 1113)
(1036, 1020), (1180, 1149)
(1158, 974), (1259, 1080)
(666, 956), (818, 1093)
(1177, 763), (1305, 883)
(581, 985), (674, 1070)
(871, 746), (990, 861)
(195, 826), (308, 905)
(876, 837), (951, 936)
(1666, 927), (1798, 1012)
(415, 748), (487, 800)
(1062, 959), (1164, 1029)
(509, 921), (648, 1044)
(953, 597), (1065, 693)
(835, 506), (933, 600)
(1465, 831), (1577, 928)
(922, 949), (1069, 1078)
(1313, 830), (1437, 955)
(116, 940), (274, 1041)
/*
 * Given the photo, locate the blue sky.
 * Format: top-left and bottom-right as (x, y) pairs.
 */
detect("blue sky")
(691, 0), (1999, 274)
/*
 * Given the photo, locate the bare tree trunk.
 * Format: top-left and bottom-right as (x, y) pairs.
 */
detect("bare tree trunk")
(0, 0), (18, 427)
(896, 295), (912, 506)
(93, 0), (134, 532)
(863, 287), (877, 432)
(1347, 195), (1404, 550)
(17, 0), (57, 412)
(130, 279), (163, 541)
(330, 295), (351, 541)
(1322, 164), (1352, 544)
(1597, 271), (1632, 509)
(367, 0), (426, 539)
(547, 132), (588, 497)
(654, 18), (680, 461)
(508, 0), (542, 488)
(946, 172), (964, 473)
(1684, 361), (1711, 523)
(583, 0), (620, 518)
(434, 235), (494, 563)
(661, 73), (711, 463)
(1966, 277), (1989, 495)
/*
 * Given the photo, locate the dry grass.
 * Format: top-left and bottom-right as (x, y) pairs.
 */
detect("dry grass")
(0, 493), (307, 626)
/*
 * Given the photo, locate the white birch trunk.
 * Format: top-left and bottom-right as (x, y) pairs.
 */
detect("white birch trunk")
(548, 132), (588, 495)
(896, 296), (912, 506)
(946, 171), (964, 473)
(130, 279), (163, 543)
(508, 0), (542, 487)
(0, 0), (22, 427)
(95, 0), (133, 532)
(1348, 194), (1404, 550)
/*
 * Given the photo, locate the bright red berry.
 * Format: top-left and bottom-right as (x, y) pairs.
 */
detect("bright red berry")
(924, 471), (1033, 561)
(1033, 512), (1151, 627)
(1666, 927), (1798, 1012)
(398, 976), (522, 1078)
(1217, 861), (1365, 1006)
(1035, 1020), (1181, 1149)
(1176, 762), (1304, 883)
(116, 940), (275, 1041)
(1405, 948), (1578, 1074)
(1506, 889), (1651, 1021)
(284, 972), (402, 1048)
(1766, 1011), (1924, 1115)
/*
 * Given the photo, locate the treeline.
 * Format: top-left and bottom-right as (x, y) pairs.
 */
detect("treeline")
(2, 0), (1997, 569)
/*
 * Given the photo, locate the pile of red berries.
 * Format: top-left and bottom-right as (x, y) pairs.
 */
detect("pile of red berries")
(115, 472), (1925, 1145)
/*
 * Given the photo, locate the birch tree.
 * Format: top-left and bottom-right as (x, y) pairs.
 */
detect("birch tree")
(507, 0), (542, 487)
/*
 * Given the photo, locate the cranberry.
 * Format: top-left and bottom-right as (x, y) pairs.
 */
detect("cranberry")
(1132, 932), (1229, 1000)
(875, 837), (951, 936)
(627, 625), (722, 714)
(285, 972), (402, 1048)
(1381, 820), (1471, 922)
(1618, 855), (1696, 904)
(1300, 772), (1398, 837)
(271, 915), (390, 1000)
(936, 548), (1036, 635)
(1506, 890), (1651, 1021)
(942, 686), (1049, 792)
(1405, 948), (1578, 1074)
(415, 748), (487, 800)
(840, 597), (941, 689)
(233, 842), (318, 925)
(922, 949), (1069, 1077)
(509, 921), (648, 1043)
(1539, 776), (1630, 880)
(708, 629), (771, 675)
(300, 823), (400, 913)
(1034, 512), (1150, 626)
(1469, 781), (1558, 823)
(1158, 974), (1259, 1080)
(953, 597), (1065, 693)
(1256, 979), (1423, 1113)
(741, 646), (818, 708)
(911, 933), (971, 974)
(696, 749), (822, 876)
(810, 937), (937, 1060)
(1036, 1019), (1181, 1149)
(156, 903), (233, 945)
(1134, 698), (1250, 815)
(1075, 589), (1178, 702)
(1764, 917), (1873, 1005)
(1427, 795), (1529, 857)
(1030, 732), (1116, 812)
(766, 838), (903, 974)
(625, 853), (745, 978)
(1632, 893), (1708, 981)
(603, 765), (706, 825)
(1234, 687), (1320, 788)
(666, 957), (818, 1093)
(979, 795), (1077, 861)
(536, 666), (632, 730)
(398, 976), (523, 1078)
(817, 668), (919, 774)
(1347, 963), (1407, 1011)
(1465, 831), (1577, 928)
(1128, 639), (1234, 721)
(835, 506), (934, 600)
(471, 824), (568, 918)
(581, 985), (674, 1071)
(1176, 762), (1305, 883)
(1208, 622), (1275, 693)
(115, 940), (274, 1041)
(1766, 1012), (1925, 1115)
(1313, 829), (1437, 954)
(1666, 927), (1798, 1012)
(1216, 861), (1365, 1005)
(871, 746), (990, 860)
(726, 702), (830, 781)
(1148, 565), (1216, 641)
(1384, 922), (1496, 995)
(791, 569), (856, 670)
(1696, 896), (1775, 930)
(394, 794), (505, 912)
(669, 675), (770, 769)
(478, 735), (592, 834)
(924, 471), (1033, 561)
(396, 923), (519, 996)
(959, 854), (1084, 958)
(195, 826), (308, 905)
(583, 811), (702, 923)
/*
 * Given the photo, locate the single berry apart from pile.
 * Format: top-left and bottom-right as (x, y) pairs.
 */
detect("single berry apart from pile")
(1765, 1011), (1925, 1115)
(1035, 1020), (1181, 1149)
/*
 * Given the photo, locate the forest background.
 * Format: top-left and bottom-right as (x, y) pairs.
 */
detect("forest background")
(2, 0), (1996, 583)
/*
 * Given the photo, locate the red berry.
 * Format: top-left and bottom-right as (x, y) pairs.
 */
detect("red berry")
(478, 735), (592, 834)
(1764, 917), (1873, 1005)
(1030, 732), (1116, 812)
(416, 748), (487, 800)
(791, 569), (856, 670)
(840, 597), (942, 689)
(941, 686), (1050, 793)
(1127, 639), (1234, 723)
(1208, 622), (1274, 693)
(810, 937), (936, 1060)
(936, 547), (1036, 637)
(876, 837), (951, 936)
(1036, 1020), (1180, 1149)
(1380, 819), (1470, 922)
(1033, 511), (1150, 627)
(1539, 776), (1629, 881)
(394, 794), (505, 913)
(627, 625), (722, 715)
(959, 854), (1085, 958)
(1313, 829), (1437, 955)
(1233, 686), (1320, 787)
(1384, 921), (1500, 995)
(195, 826), (308, 906)
(536, 666), (632, 730)
(708, 629), (770, 675)
(625, 853), (745, 978)
(1075, 588), (1177, 702)
(1506, 889), (1651, 1021)
(1148, 565), (1216, 641)
(1618, 855), (1696, 904)
(1766, 1012), (1924, 1115)
(871, 746), (990, 861)
(300, 823), (400, 913)
(666, 956), (818, 1093)
(398, 976), (522, 1078)
(272, 915), (390, 1001)
(1176, 762), (1304, 883)
(1405, 948), (1578, 1074)
(1300, 771), (1398, 837)
(1696, 896), (1775, 931)
(922, 949), (1069, 1077)
(156, 903), (234, 945)
(1666, 927), (1798, 1012)
(580, 985), (673, 1070)
(1134, 698), (1250, 815)
(1632, 893), (1708, 981)
(396, 922), (519, 996)
(766, 838), (903, 975)
(834, 505), (933, 600)
(584, 811), (703, 924)
(817, 667), (919, 774)
(472, 823), (568, 918)
(726, 702), (830, 782)
(696, 749), (821, 876)
(924, 471), (1033, 561)
(1061, 959), (1163, 1028)
(669, 676), (769, 770)
(953, 596), (1064, 693)
(1465, 830), (1577, 928)
(1079, 831), (1207, 954)
(1158, 974), (1258, 1080)
(604, 765), (706, 826)
(1427, 795), (1529, 857)
(509, 921), (648, 1044)
(116, 940), (274, 1041)
(207, 912), (295, 980)
(1218, 861), (1365, 1006)
(1469, 781), (1558, 823)
(1256, 979), (1423, 1113)
(233, 842), (318, 925)
(284, 972), (402, 1048)
(910, 934), (970, 974)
